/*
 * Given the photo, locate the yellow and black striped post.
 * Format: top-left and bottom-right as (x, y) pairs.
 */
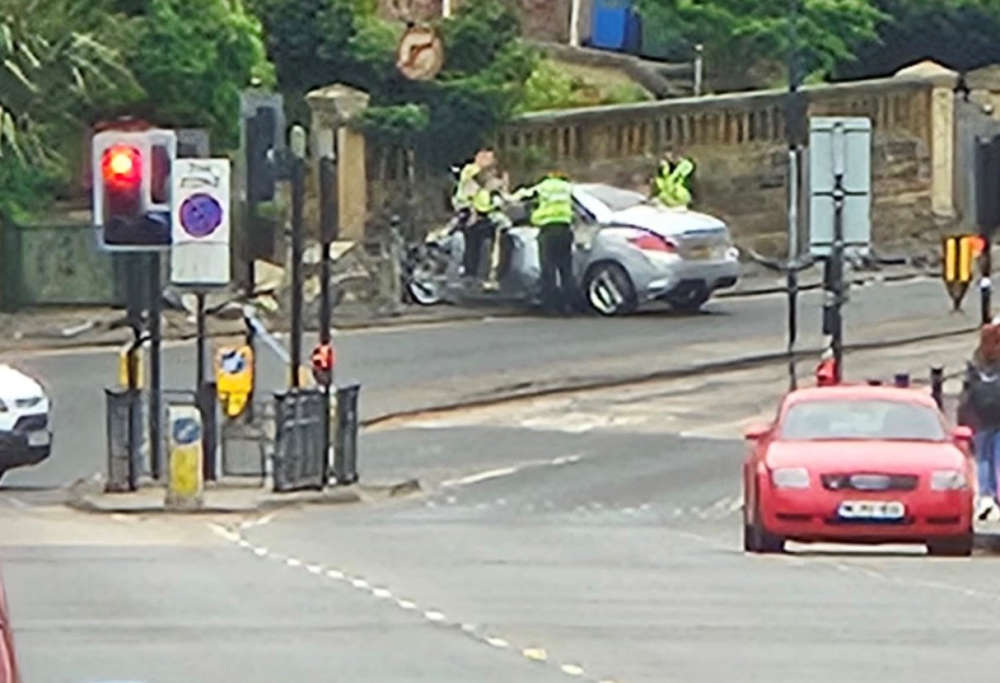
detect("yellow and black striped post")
(942, 234), (982, 310)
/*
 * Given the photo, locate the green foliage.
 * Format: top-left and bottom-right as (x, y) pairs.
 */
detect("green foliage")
(124, 0), (274, 149)
(255, 0), (537, 165)
(0, 0), (136, 162)
(0, 159), (63, 222)
(520, 60), (649, 112)
(636, 0), (885, 89)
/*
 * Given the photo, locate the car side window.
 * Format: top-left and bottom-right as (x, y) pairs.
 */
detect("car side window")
(573, 200), (596, 225)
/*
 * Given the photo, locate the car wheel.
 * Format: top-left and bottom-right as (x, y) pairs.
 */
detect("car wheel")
(584, 262), (637, 316)
(927, 534), (973, 557)
(668, 293), (709, 313)
(751, 502), (785, 554)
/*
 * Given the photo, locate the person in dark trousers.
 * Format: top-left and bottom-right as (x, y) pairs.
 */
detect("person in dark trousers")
(958, 320), (1000, 520)
(513, 171), (575, 313)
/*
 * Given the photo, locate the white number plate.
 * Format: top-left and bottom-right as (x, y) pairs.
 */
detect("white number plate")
(838, 500), (905, 520)
(27, 430), (50, 447)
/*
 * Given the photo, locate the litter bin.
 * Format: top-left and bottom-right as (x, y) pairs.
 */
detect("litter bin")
(105, 387), (142, 492)
(590, 0), (641, 53)
(333, 384), (360, 485)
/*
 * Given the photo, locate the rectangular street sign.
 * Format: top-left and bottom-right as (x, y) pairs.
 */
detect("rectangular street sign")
(170, 158), (231, 287)
(808, 117), (872, 256)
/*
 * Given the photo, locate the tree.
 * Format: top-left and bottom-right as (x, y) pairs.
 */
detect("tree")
(0, 0), (135, 161)
(253, 0), (537, 166)
(635, 0), (885, 90)
(833, 0), (1000, 80)
(123, 0), (274, 149)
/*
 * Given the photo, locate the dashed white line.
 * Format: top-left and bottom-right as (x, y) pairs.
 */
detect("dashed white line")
(424, 610), (446, 622)
(523, 647), (548, 662)
(326, 569), (345, 580)
(396, 599), (417, 610)
(351, 578), (370, 589)
(253, 547), (268, 556)
(486, 637), (509, 648)
(442, 466), (519, 488)
(372, 588), (393, 599)
(307, 565), (323, 575)
(286, 558), (302, 568)
(560, 663), (585, 676)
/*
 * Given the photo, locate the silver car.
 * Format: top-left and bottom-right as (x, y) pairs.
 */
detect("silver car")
(571, 183), (741, 315)
(408, 183), (741, 316)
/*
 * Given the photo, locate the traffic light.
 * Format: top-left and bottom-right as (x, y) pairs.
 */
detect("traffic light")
(92, 129), (177, 250)
(311, 342), (335, 386)
(975, 134), (1000, 237)
(246, 106), (277, 202)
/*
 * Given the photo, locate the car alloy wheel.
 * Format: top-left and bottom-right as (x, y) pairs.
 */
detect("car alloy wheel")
(751, 501), (785, 554)
(927, 534), (973, 557)
(585, 262), (636, 316)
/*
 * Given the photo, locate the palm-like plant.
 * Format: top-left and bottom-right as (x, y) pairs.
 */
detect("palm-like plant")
(0, 0), (137, 161)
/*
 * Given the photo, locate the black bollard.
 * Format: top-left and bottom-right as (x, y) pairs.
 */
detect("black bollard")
(894, 373), (910, 388)
(333, 384), (361, 485)
(930, 366), (945, 409)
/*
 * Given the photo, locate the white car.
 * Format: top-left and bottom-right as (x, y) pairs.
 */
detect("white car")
(0, 364), (52, 482)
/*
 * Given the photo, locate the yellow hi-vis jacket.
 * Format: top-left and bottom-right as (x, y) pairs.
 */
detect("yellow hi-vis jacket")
(654, 157), (694, 209)
(513, 176), (573, 227)
(452, 162), (494, 213)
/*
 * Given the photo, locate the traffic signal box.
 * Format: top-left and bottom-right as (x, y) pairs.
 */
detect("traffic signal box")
(92, 129), (177, 250)
(311, 343), (336, 386)
(942, 234), (985, 310)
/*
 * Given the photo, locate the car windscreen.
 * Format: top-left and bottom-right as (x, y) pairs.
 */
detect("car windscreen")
(780, 399), (946, 441)
(581, 185), (646, 212)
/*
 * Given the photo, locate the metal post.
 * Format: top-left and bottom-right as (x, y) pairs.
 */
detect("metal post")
(569, 0), (582, 47)
(196, 292), (206, 388)
(784, 0), (802, 391)
(290, 155), (305, 388)
(981, 244), (992, 325)
(931, 366), (944, 409)
(829, 122), (847, 383)
(319, 154), (338, 482)
(333, 384), (360, 485)
(245, 316), (257, 423)
(148, 254), (163, 481)
(245, 115), (259, 299)
(199, 380), (218, 482)
(693, 44), (704, 97)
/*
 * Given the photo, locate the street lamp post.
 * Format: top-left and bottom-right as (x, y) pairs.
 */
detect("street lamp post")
(784, 0), (806, 390)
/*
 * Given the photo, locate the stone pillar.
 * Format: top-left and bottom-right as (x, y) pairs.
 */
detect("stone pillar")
(306, 84), (371, 241)
(895, 61), (958, 218)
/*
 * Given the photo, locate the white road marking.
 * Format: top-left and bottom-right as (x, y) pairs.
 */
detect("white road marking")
(307, 565), (324, 575)
(372, 588), (393, 599)
(486, 637), (509, 648)
(208, 523), (240, 542)
(352, 579), (370, 589)
(253, 547), (268, 556)
(551, 454), (583, 466)
(286, 558), (302, 567)
(561, 664), (585, 676)
(396, 599), (417, 610)
(442, 467), (518, 488)
(424, 610), (446, 622)
(523, 648), (548, 662)
(326, 569), (345, 580)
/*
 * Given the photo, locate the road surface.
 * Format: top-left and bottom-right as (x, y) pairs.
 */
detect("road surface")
(2, 278), (972, 488)
(3, 349), (997, 681)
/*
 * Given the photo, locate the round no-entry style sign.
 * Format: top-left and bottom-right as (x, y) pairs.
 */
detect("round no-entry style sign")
(179, 192), (223, 238)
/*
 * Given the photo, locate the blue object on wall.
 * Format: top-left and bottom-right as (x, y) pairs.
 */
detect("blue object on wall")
(590, 0), (635, 51)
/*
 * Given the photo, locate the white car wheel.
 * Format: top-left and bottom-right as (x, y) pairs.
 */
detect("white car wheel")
(585, 263), (636, 316)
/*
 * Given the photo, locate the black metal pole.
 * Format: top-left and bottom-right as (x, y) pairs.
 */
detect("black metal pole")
(319, 154), (337, 483)
(785, 0), (803, 391)
(982, 245), (992, 325)
(289, 156), (305, 388)
(831, 175), (845, 382)
(148, 253), (163, 481)
(196, 292), (206, 388)
(245, 114), (259, 300)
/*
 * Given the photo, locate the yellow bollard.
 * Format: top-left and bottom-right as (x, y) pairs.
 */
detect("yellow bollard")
(215, 344), (254, 418)
(166, 405), (204, 510)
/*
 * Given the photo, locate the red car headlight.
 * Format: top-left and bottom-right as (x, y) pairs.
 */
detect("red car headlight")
(771, 467), (810, 489)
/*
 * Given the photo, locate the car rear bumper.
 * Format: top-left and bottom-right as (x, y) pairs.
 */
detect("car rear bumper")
(760, 488), (973, 542)
(641, 259), (740, 302)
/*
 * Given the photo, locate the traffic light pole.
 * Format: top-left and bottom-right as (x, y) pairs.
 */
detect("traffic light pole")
(981, 245), (993, 325)
(148, 253), (163, 481)
(824, 126), (848, 384)
(289, 153), (305, 389)
(319, 154), (337, 483)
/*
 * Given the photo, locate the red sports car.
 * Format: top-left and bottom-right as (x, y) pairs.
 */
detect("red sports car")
(743, 385), (975, 556)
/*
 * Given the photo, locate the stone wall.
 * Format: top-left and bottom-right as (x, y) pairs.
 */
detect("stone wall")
(367, 66), (960, 253)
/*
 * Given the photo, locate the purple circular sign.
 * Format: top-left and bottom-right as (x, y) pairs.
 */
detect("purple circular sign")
(179, 193), (223, 237)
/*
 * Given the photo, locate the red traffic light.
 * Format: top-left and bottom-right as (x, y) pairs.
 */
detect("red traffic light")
(101, 145), (141, 188)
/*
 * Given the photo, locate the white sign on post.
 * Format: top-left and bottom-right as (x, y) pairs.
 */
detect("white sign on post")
(170, 158), (231, 287)
(808, 117), (872, 256)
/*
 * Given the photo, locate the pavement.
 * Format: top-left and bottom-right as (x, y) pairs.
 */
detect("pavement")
(3, 335), (997, 681)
